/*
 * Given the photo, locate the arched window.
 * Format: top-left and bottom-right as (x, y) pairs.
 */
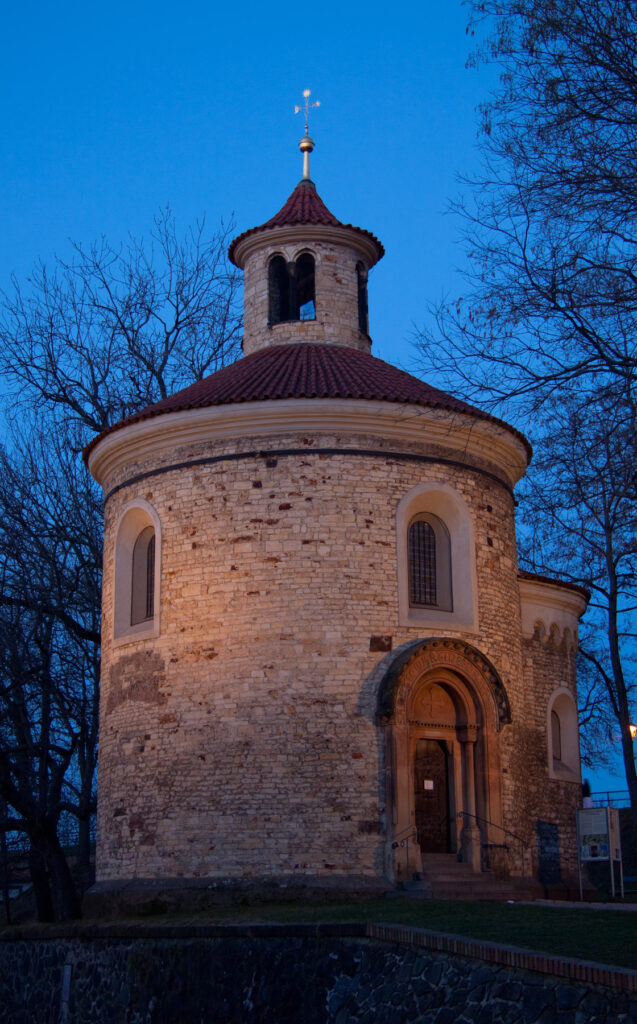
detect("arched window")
(551, 710), (562, 762)
(114, 500), (160, 640)
(547, 690), (580, 780)
(268, 255), (290, 324)
(131, 526), (155, 625)
(407, 513), (452, 611)
(396, 484), (475, 629)
(296, 253), (315, 320)
(356, 262), (368, 334)
(408, 519), (436, 606)
(268, 253), (316, 324)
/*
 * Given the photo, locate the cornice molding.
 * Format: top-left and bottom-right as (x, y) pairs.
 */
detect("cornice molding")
(232, 223), (382, 268)
(518, 576), (588, 640)
(87, 398), (529, 492)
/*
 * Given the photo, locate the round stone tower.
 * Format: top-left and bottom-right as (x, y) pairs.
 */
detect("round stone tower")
(86, 138), (587, 901)
(231, 173), (383, 356)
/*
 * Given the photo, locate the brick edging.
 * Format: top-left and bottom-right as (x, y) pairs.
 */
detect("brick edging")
(367, 923), (637, 993)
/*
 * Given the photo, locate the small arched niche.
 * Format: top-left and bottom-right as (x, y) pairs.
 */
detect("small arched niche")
(356, 262), (369, 334)
(113, 499), (161, 641)
(547, 688), (580, 782)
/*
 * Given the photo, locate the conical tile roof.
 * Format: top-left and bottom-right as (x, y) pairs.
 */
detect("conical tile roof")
(83, 343), (531, 461)
(229, 180), (384, 266)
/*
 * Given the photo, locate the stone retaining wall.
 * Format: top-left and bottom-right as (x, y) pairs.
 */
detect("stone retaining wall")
(1, 923), (635, 1023)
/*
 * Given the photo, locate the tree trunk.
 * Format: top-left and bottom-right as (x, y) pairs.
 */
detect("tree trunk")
(620, 729), (637, 828)
(30, 823), (81, 921)
(1, 829), (11, 926)
(76, 812), (94, 891)
(28, 844), (54, 922)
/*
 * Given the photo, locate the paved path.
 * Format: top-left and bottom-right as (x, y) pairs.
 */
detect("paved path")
(521, 898), (637, 912)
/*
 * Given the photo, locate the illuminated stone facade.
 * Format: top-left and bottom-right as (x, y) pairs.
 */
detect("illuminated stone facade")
(87, 174), (587, 894)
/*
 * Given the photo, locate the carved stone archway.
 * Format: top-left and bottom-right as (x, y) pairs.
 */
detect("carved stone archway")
(376, 638), (510, 883)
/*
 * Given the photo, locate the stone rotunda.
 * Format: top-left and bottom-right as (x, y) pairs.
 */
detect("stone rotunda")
(85, 133), (588, 900)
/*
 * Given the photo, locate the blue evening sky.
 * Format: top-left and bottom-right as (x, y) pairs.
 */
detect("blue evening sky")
(0, 0), (627, 793)
(0, 0), (485, 369)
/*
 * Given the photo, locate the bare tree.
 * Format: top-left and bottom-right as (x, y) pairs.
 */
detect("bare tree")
(0, 211), (242, 919)
(516, 395), (637, 810)
(416, 0), (637, 420)
(0, 207), (242, 438)
(0, 426), (101, 919)
(414, 0), (637, 804)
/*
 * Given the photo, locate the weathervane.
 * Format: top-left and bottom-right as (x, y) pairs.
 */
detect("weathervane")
(294, 89), (320, 181)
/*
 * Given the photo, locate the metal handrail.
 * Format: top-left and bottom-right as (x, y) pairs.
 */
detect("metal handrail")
(591, 790), (631, 809)
(390, 825), (418, 882)
(391, 824), (417, 846)
(456, 810), (529, 877)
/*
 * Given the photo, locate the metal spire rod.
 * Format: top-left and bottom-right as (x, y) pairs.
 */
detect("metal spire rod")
(294, 89), (320, 180)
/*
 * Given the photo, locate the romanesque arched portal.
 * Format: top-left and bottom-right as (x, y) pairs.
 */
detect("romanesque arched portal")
(376, 638), (511, 883)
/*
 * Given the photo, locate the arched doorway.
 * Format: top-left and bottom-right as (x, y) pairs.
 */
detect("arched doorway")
(377, 638), (510, 883)
(413, 737), (450, 854)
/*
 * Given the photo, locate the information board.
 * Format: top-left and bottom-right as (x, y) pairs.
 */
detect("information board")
(576, 806), (623, 898)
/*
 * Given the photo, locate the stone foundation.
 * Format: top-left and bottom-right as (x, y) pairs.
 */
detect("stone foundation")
(1, 923), (635, 1023)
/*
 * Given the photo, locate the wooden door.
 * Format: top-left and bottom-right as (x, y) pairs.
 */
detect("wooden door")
(414, 739), (449, 854)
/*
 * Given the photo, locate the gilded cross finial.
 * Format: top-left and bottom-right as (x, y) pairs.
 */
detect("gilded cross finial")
(294, 89), (320, 181)
(295, 88), (320, 135)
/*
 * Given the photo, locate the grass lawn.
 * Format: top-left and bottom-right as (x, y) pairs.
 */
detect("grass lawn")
(110, 897), (637, 971)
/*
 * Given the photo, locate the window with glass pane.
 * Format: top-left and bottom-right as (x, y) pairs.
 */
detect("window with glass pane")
(408, 519), (437, 606)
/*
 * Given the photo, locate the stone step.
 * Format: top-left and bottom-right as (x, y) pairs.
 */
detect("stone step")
(421, 863), (476, 875)
(402, 853), (531, 901)
(419, 855), (478, 881)
(402, 868), (542, 902)
(402, 878), (518, 900)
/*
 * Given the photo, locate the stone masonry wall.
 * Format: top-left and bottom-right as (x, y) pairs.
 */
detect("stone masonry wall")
(242, 240), (370, 354)
(519, 632), (581, 885)
(1, 925), (634, 1024)
(95, 419), (577, 885)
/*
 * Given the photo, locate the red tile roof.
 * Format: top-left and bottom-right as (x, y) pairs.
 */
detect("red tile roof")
(517, 569), (590, 601)
(261, 180), (342, 228)
(84, 343), (531, 461)
(229, 181), (384, 265)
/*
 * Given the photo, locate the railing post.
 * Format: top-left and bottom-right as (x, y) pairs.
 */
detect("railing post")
(391, 825), (418, 883)
(459, 727), (481, 872)
(456, 809), (528, 880)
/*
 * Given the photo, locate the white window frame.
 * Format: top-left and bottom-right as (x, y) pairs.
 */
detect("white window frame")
(396, 482), (478, 631)
(407, 512), (452, 610)
(113, 498), (161, 643)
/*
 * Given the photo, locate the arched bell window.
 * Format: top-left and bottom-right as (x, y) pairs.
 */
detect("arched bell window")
(356, 262), (369, 334)
(296, 253), (316, 320)
(407, 513), (452, 611)
(268, 256), (290, 324)
(268, 253), (316, 324)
